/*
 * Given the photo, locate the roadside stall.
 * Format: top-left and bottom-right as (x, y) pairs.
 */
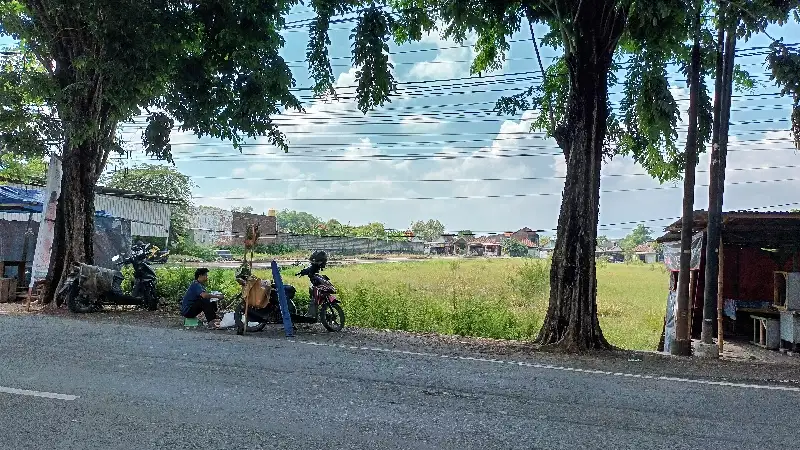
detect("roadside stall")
(0, 186), (41, 300)
(657, 210), (800, 353)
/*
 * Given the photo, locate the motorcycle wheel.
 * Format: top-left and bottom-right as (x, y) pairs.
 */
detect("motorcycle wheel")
(235, 301), (269, 333)
(320, 303), (345, 332)
(66, 281), (96, 314)
(145, 288), (158, 311)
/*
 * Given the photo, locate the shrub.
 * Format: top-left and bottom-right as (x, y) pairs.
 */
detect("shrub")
(513, 260), (550, 304)
(174, 243), (218, 262)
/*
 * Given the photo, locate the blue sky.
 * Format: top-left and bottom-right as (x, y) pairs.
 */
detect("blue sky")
(4, 8), (800, 238)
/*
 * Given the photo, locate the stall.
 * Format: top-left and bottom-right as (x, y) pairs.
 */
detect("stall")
(0, 186), (41, 292)
(656, 210), (800, 353)
(0, 187), (132, 302)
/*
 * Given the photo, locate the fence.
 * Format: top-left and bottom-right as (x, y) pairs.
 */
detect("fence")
(275, 234), (425, 256)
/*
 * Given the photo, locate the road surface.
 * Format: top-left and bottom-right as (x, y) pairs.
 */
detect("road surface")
(0, 315), (797, 449)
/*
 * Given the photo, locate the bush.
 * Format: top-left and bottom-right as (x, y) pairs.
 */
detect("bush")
(174, 243), (218, 261)
(147, 266), (306, 312)
(502, 238), (529, 257)
(513, 260), (550, 305)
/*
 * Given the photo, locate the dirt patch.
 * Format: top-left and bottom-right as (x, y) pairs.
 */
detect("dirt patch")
(13, 303), (800, 387)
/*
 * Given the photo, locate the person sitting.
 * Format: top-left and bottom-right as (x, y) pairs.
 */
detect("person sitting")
(181, 268), (223, 329)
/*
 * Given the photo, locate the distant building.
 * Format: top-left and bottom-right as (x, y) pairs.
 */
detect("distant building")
(634, 243), (661, 264)
(595, 239), (624, 262)
(188, 206), (277, 246)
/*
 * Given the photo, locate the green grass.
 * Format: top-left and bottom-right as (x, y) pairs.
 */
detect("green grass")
(150, 259), (669, 350)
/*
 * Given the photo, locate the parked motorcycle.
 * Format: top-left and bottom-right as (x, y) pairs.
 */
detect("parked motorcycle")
(233, 251), (345, 334)
(232, 273), (298, 333)
(56, 242), (159, 313)
(146, 244), (170, 264)
(295, 251), (345, 332)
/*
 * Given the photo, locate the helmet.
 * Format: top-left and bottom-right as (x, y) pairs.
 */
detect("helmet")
(309, 250), (328, 268)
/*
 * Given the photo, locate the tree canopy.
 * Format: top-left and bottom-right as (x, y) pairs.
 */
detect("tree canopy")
(411, 219), (446, 242)
(101, 164), (194, 247)
(0, 151), (45, 183)
(503, 238), (529, 257)
(619, 224), (653, 256)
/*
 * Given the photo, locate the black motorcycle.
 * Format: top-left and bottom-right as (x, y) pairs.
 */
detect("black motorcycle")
(232, 275), (298, 333)
(146, 244), (170, 264)
(233, 251), (344, 334)
(57, 243), (159, 313)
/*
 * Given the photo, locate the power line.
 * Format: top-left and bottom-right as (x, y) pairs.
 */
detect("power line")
(119, 145), (799, 164)
(184, 163), (800, 183)
(188, 176), (800, 202)
(156, 142), (799, 163)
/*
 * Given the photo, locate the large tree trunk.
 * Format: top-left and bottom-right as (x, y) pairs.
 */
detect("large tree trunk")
(672, 9), (703, 356)
(536, 6), (625, 351)
(42, 138), (108, 304)
(701, 14), (738, 344)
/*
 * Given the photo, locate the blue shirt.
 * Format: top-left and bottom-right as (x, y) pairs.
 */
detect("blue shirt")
(181, 281), (206, 316)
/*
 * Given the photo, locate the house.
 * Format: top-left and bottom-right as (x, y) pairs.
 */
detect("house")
(596, 240), (624, 262)
(539, 239), (556, 258)
(467, 236), (502, 257)
(655, 210), (800, 353)
(188, 207), (278, 246)
(508, 227), (541, 247)
(426, 236), (454, 255)
(634, 243), (660, 264)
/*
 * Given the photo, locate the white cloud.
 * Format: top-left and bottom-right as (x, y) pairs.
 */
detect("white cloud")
(407, 29), (508, 81)
(399, 114), (445, 131)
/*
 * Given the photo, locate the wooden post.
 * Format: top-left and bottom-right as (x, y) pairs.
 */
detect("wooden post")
(717, 239), (725, 355)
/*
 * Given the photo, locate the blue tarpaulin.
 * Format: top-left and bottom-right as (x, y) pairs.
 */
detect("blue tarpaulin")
(0, 186), (120, 218)
(0, 186), (43, 213)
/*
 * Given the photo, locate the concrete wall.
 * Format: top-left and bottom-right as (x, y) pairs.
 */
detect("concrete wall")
(232, 212), (277, 237)
(189, 209), (279, 246)
(188, 206), (232, 246)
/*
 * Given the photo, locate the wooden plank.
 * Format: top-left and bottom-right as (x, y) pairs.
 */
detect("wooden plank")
(717, 239), (725, 355)
(0, 278), (10, 303)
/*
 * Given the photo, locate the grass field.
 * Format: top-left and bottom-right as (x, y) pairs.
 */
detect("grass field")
(153, 258), (668, 351)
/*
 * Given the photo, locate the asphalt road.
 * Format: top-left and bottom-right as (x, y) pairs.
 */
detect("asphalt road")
(1, 315), (797, 450)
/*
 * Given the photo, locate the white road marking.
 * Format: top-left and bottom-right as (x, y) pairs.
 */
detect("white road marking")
(0, 386), (79, 401)
(291, 340), (800, 393)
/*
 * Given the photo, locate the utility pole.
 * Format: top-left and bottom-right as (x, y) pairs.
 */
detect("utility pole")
(26, 154), (61, 310)
(700, 8), (738, 357)
(672, 6), (703, 356)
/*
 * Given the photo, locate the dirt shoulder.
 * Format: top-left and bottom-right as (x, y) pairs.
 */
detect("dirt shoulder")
(7, 304), (799, 388)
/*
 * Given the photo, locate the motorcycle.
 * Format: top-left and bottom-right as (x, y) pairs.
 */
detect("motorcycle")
(295, 260), (345, 332)
(146, 244), (170, 264)
(232, 274), (299, 333)
(56, 242), (159, 313)
(233, 251), (345, 334)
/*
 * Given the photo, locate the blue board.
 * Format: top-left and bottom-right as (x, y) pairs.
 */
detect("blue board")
(271, 260), (294, 337)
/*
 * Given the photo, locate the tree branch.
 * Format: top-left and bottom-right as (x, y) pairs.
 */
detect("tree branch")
(525, 7), (557, 135)
(719, 0), (778, 41)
